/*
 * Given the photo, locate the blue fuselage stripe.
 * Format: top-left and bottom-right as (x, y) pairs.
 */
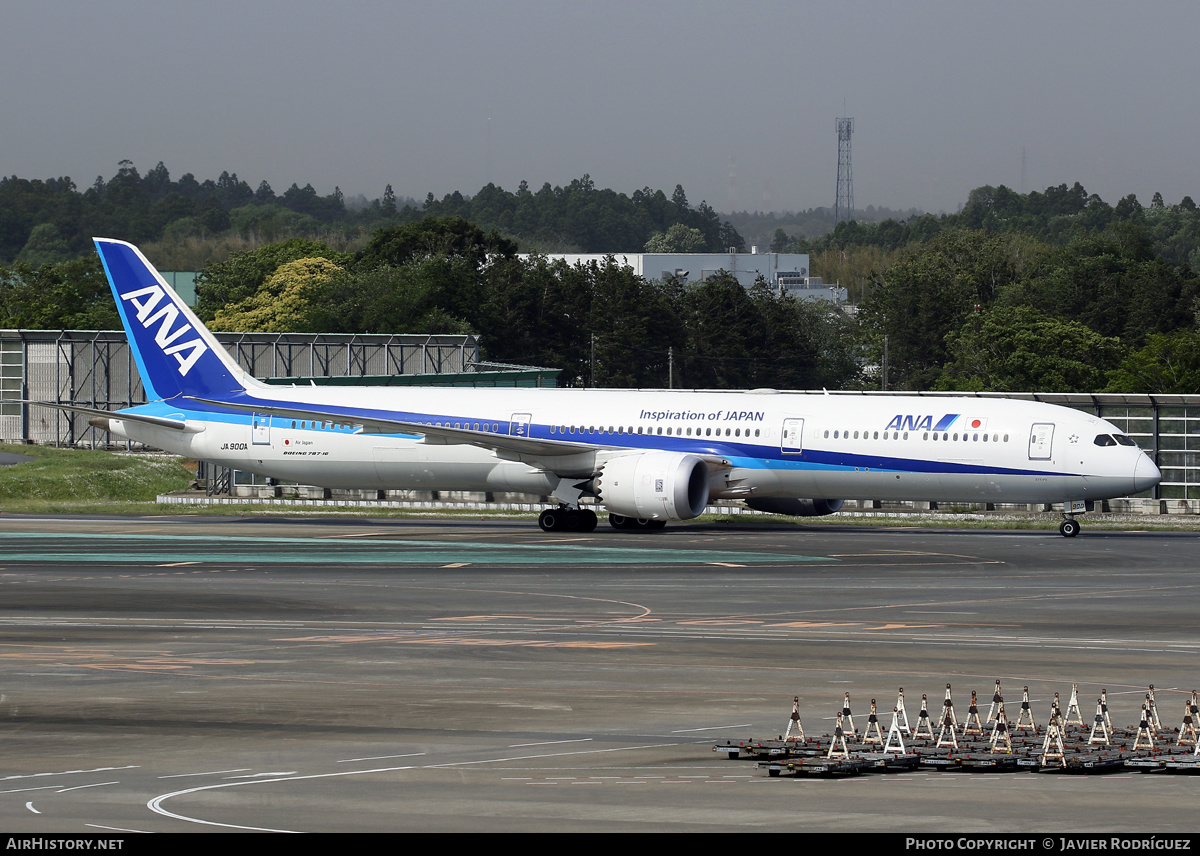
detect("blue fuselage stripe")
(122, 397), (1055, 479)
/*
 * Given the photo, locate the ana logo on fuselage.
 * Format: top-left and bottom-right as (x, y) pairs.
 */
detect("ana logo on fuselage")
(885, 414), (960, 432)
(119, 284), (209, 376)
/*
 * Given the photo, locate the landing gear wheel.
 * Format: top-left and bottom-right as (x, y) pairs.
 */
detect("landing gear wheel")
(1059, 518), (1080, 538)
(610, 515), (665, 531)
(542, 508), (597, 532)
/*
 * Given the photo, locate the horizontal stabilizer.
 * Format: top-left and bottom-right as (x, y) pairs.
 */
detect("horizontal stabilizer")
(28, 401), (192, 431)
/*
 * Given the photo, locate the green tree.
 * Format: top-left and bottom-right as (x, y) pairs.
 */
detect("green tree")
(938, 305), (1122, 392)
(858, 230), (1027, 389)
(15, 223), (72, 267)
(0, 256), (118, 329)
(212, 257), (345, 332)
(194, 238), (344, 321)
(1105, 330), (1200, 393)
(1000, 230), (1198, 344)
(643, 223), (706, 253)
(356, 216), (517, 271)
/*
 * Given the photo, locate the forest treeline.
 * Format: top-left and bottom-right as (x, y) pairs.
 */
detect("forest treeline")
(0, 160), (744, 268)
(2, 161), (1199, 392)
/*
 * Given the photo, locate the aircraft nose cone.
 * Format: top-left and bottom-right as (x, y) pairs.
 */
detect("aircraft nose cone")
(1133, 454), (1161, 494)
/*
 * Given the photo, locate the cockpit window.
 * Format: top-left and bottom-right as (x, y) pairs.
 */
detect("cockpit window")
(1093, 434), (1116, 446)
(1113, 434), (1137, 447)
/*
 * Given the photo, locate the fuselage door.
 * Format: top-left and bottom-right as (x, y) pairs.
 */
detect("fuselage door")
(509, 413), (532, 437)
(1028, 422), (1054, 460)
(252, 413), (271, 445)
(781, 418), (805, 454)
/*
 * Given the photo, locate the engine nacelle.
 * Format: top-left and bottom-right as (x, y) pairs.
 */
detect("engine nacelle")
(595, 451), (710, 521)
(745, 497), (844, 517)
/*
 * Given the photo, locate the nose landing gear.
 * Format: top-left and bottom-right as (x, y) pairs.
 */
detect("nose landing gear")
(1059, 499), (1087, 537)
(1059, 517), (1080, 538)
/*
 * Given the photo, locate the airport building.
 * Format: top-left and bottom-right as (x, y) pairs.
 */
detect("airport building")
(525, 251), (849, 304)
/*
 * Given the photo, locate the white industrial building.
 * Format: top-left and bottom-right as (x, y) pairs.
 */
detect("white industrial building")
(524, 251), (849, 304)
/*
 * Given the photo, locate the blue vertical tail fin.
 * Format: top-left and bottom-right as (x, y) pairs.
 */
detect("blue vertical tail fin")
(94, 238), (258, 402)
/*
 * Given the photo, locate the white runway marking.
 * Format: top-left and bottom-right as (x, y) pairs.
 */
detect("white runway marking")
(56, 781), (118, 793)
(1, 765), (138, 782)
(338, 752), (426, 763)
(148, 741), (683, 832)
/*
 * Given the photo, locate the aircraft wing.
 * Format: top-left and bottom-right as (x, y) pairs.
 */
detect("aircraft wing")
(186, 396), (604, 457)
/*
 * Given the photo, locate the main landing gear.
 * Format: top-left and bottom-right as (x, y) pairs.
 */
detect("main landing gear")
(535, 508), (666, 532)
(538, 507), (598, 532)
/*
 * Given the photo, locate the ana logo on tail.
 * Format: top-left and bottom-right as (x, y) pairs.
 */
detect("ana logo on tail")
(119, 284), (209, 376)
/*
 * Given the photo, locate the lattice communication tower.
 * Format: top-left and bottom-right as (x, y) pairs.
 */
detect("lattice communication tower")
(835, 117), (854, 223)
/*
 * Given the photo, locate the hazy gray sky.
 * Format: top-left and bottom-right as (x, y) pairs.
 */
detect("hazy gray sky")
(3, 1), (1197, 214)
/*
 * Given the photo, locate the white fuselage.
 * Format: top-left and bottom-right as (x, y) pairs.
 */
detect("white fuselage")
(112, 386), (1159, 506)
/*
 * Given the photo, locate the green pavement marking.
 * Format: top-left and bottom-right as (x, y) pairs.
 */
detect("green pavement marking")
(0, 532), (830, 566)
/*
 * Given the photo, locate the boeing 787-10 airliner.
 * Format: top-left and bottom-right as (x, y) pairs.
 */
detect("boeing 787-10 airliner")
(44, 239), (1161, 537)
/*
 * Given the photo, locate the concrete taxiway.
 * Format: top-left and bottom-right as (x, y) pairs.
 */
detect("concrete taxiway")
(0, 514), (1196, 832)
